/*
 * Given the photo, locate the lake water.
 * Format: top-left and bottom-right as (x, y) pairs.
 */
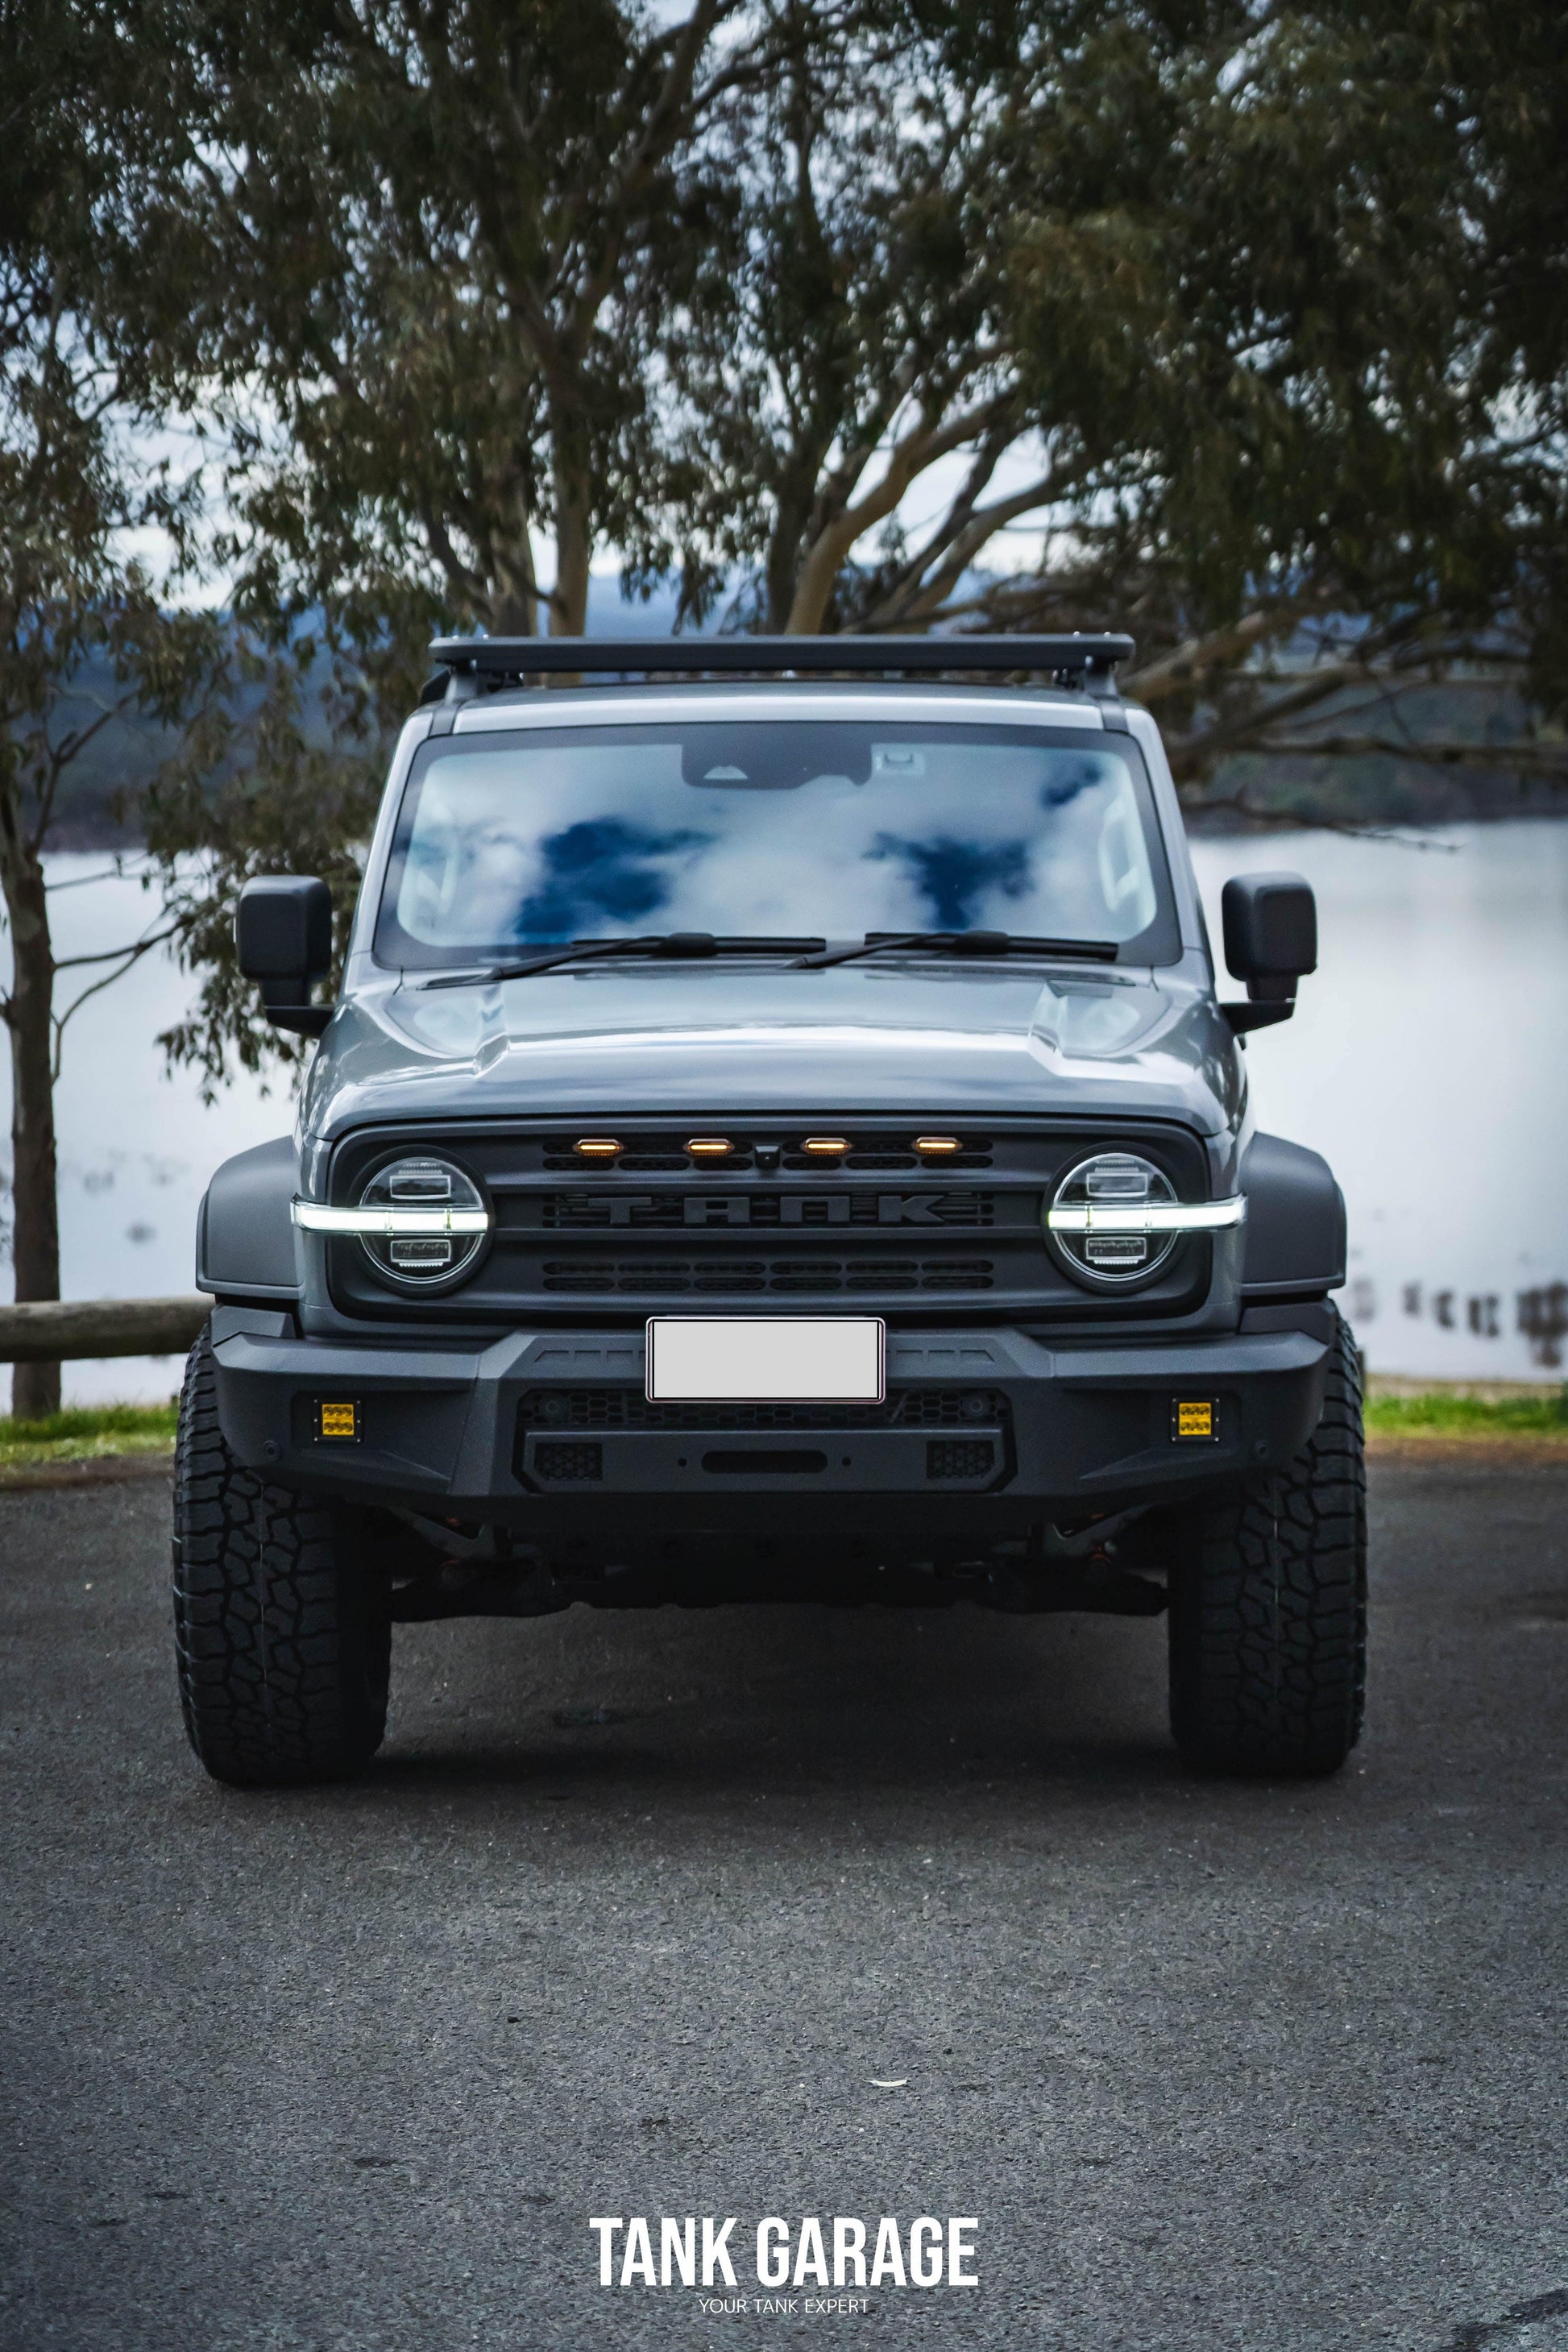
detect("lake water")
(4, 820), (1565, 1402)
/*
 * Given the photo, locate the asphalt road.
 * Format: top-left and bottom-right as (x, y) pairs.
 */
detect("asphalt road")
(2, 1458), (1567, 2352)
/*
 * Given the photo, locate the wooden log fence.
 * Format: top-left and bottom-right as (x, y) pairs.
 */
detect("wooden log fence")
(0, 1297), (210, 1364)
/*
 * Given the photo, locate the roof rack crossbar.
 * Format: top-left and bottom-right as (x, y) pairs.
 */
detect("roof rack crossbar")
(425, 632), (1135, 687)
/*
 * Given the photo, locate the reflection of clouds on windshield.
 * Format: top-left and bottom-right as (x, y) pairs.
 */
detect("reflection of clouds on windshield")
(870, 834), (1032, 930)
(1041, 762), (1100, 809)
(510, 819), (709, 938)
(392, 733), (1162, 950)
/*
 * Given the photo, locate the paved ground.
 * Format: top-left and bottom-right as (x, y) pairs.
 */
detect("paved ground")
(2, 1462), (1566, 2352)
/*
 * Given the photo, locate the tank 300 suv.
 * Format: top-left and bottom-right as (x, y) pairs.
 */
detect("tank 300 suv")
(173, 634), (1363, 1788)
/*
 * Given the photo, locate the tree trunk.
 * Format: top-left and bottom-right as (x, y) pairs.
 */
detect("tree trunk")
(491, 580), (538, 637)
(550, 430), (593, 641)
(784, 542), (844, 636)
(766, 511), (804, 633)
(490, 504), (539, 637)
(0, 817), (60, 1419)
(765, 460), (823, 632)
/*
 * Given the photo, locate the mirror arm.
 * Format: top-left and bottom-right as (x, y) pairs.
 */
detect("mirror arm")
(259, 976), (334, 1038)
(1223, 973), (1300, 1032)
(1222, 998), (1296, 1035)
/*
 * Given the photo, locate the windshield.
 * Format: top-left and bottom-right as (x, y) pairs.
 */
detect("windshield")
(375, 721), (1177, 969)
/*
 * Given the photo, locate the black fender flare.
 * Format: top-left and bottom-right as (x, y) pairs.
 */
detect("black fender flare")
(196, 1135), (302, 1300)
(1240, 1131), (1346, 1300)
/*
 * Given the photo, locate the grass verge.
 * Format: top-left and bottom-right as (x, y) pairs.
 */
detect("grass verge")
(1365, 1387), (1568, 1440)
(0, 1401), (178, 1474)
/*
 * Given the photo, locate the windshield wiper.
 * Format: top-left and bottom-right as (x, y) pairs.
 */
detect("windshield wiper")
(791, 930), (1120, 972)
(422, 928), (1118, 986)
(421, 933), (828, 988)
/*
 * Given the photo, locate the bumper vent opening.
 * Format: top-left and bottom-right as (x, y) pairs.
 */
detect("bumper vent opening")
(533, 1441), (604, 1482)
(519, 1388), (1007, 1432)
(927, 1438), (997, 1481)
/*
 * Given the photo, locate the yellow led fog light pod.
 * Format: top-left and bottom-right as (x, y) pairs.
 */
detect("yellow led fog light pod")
(1172, 1399), (1217, 1441)
(317, 1399), (359, 1442)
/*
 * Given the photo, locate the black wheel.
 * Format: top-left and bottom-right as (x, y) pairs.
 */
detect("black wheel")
(172, 1327), (390, 1786)
(1168, 1310), (1367, 1777)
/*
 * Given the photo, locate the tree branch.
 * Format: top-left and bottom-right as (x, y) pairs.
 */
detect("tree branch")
(53, 922), (179, 972)
(49, 931), (180, 1076)
(863, 462), (1081, 632)
(1120, 610), (1305, 703)
(786, 391), (1018, 633)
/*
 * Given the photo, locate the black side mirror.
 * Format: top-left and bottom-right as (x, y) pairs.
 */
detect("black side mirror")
(236, 875), (334, 1038)
(1220, 872), (1317, 1034)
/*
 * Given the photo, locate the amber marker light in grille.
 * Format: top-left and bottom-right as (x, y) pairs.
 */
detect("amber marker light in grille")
(802, 1136), (849, 1156)
(573, 1137), (622, 1159)
(915, 1135), (960, 1158)
(687, 1136), (733, 1158)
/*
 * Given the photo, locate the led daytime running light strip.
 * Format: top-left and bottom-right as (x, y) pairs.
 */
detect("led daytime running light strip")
(1047, 1197), (1247, 1235)
(292, 1199), (491, 1237)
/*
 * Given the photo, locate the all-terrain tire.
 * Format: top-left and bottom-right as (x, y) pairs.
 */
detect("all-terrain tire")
(172, 1327), (390, 1786)
(1168, 1310), (1367, 1776)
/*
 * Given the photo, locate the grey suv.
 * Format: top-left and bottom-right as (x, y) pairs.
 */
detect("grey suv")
(173, 636), (1363, 1787)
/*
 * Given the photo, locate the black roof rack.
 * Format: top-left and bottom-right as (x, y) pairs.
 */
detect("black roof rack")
(424, 632), (1135, 694)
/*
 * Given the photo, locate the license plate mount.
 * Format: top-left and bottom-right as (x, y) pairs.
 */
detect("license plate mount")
(645, 1317), (886, 1404)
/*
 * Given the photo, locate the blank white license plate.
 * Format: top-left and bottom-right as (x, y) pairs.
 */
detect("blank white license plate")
(645, 1317), (886, 1403)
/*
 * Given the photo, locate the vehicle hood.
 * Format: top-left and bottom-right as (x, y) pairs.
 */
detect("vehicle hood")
(301, 961), (1242, 1144)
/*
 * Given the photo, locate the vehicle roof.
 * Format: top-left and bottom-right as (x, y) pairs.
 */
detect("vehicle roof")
(442, 679), (1114, 734)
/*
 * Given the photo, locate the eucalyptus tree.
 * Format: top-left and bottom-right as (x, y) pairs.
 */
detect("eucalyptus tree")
(167, 0), (1566, 764)
(0, 0), (226, 1415)
(642, 0), (1059, 634)
(120, 1), (835, 1110)
(653, 0), (1568, 788)
(974, 0), (1568, 790)
(168, 0), (862, 658)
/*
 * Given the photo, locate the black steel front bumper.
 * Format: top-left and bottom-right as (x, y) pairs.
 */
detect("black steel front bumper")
(209, 1306), (1331, 1555)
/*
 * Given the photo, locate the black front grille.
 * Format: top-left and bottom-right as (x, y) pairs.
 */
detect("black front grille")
(543, 1151), (696, 1172)
(326, 1117), (1213, 1325)
(520, 1387), (1006, 1432)
(781, 1143), (992, 1170)
(540, 1255), (996, 1294)
(537, 1191), (996, 1230)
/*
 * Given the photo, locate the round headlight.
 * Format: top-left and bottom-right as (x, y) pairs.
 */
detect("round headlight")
(1047, 1151), (1179, 1288)
(359, 1155), (487, 1287)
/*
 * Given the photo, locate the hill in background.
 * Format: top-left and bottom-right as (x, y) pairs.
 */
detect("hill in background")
(30, 587), (1566, 848)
